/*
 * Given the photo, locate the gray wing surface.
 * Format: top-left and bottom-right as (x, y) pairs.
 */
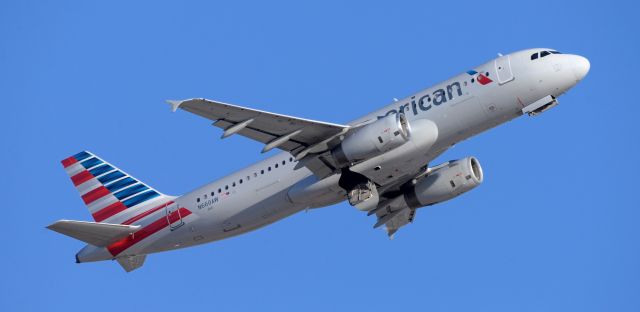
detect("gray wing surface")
(168, 98), (349, 178)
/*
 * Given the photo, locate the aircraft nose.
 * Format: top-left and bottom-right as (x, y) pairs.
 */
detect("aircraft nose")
(572, 55), (590, 81)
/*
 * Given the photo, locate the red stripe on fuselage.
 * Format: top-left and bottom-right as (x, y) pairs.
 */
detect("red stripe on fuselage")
(61, 156), (78, 168)
(92, 201), (127, 222)
(121, 201), (173, 225)
(107, 208), (191, 256)
(71, 170), (93, 186)
(82, 186), (110, 204)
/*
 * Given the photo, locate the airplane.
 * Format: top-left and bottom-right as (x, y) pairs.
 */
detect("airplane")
(48, 48), (590, 272)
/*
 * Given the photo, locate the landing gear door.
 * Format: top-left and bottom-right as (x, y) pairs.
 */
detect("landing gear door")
(495, 55), (515, 85)
(165, 202), (184, 231)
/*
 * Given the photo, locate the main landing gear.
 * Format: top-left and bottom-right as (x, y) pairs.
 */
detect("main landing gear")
(339, 168), (379, 211)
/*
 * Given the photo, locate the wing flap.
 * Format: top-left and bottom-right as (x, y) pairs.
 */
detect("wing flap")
(47, 220), (140, 247)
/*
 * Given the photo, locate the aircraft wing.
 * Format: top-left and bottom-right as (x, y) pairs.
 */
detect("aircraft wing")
(168, 98), (349, 178)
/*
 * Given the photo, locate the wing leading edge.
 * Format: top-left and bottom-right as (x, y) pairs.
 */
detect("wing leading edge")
(168, 98), (350, 178)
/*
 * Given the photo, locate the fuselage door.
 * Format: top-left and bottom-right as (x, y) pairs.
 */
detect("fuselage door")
(165, 202), (184, 231)
(495, 55), (515, 85)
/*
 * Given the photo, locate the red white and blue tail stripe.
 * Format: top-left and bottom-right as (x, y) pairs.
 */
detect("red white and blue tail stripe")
(61, 151), (172, 224)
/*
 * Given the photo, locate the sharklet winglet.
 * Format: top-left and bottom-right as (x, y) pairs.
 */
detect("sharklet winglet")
(166, 100), (184, 112)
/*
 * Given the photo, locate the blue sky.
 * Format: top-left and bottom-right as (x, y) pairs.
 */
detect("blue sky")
(2, 1), (639, 311)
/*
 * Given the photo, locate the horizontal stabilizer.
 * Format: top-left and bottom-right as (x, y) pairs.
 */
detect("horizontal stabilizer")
(47, 220), (140, 247)
(117, 254), (146, 272)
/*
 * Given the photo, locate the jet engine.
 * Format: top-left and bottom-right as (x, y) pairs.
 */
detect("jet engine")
(331, 113), (411, 168)
(385, 157), (484, 210)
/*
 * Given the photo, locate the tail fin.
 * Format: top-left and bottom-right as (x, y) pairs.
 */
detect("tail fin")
(61, 151), (173, 224)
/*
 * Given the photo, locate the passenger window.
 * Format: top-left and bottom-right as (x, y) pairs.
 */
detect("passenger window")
(531, 53), (538, 60)
(239, 179), (243, 184)
(225, 185), (228, 190)
(218, 188), (221, 193)
(289, 157), (293, 162)
(275, 163), (279, 168)
(197, 198), (200, 203)
(204, 194), (207, 199)
(211, 192), (214, 196)
(541, 51), (550, 57)
(254, 172), (258, 177)
(268, 167), (271, 171)
(282, 160), (286, 165)
(261, 170), (264, 174)
(232, 182), (236, 187)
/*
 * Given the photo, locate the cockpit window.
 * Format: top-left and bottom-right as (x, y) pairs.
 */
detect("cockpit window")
(532, 50), (561, 61)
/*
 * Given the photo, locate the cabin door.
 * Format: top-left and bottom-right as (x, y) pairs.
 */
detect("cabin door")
(494, 55), (515, 85)
(165, 202), (184, 230)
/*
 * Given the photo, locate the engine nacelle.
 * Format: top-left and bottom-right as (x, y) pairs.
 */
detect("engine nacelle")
(332, 113), (411, 168)
(388, 157), (484, 210)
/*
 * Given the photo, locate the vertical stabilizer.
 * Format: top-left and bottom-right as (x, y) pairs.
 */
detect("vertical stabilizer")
(60, 151), (174, 224)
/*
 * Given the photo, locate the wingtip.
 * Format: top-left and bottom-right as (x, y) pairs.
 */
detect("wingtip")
(166, 100), (183, 112)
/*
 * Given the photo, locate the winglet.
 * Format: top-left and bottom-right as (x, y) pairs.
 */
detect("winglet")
(166, 100), (184, 112)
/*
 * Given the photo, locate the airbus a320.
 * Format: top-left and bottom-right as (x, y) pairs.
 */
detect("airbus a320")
(48, 48), (590, 272)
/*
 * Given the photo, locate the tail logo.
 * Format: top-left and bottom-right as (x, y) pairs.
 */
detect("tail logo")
(61, 151), (164, 223)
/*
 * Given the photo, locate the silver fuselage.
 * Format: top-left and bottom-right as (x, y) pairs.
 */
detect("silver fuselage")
(78, 48), (590, 262)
